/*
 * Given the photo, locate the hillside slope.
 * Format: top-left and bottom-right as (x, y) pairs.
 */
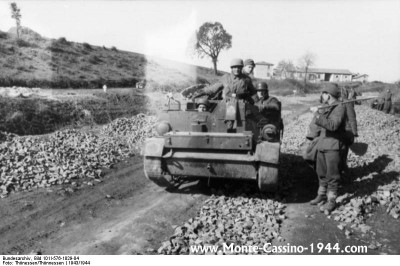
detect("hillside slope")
(0, 27), (223, 89)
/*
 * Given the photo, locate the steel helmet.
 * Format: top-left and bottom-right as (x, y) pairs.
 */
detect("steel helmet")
(256, 82), (269, 91)
(197, 98), (210, 107)
(322, 83), (340, 98)
(230, 58), (244, 68)
(244, 59), (255, 67)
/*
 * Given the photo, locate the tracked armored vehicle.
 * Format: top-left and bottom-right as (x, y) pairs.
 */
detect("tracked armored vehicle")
(143, 95), (283, 192)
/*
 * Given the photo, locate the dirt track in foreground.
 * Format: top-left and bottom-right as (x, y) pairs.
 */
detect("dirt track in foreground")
(0, 155), (210, 254)
(1, 95), (399, 255)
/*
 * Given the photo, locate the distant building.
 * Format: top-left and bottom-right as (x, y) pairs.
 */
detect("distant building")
(254, 61), (274, 79)
(286, 68), (353, 83)
(273, 67), (296, 80)
(352, 74), (369, 83)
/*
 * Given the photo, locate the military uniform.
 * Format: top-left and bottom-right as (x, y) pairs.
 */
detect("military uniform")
(253, 94), (281, 124)
(383, 90), (392, 114)
(193, 58), (255, 101)
(221, 73), (255, 100)
(314, 101), (346, 204)
(242, 59), (257, 96)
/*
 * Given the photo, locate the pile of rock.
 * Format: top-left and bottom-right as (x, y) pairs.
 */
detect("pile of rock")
(158, 195), (286, 255)
(100, 113), (157, 151)
(0, 114), (157, 197)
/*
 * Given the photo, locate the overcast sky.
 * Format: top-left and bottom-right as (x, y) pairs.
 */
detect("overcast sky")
(1, 0), (399, 82)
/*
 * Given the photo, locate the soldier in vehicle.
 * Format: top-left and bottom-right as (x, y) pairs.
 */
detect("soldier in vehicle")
(309, 83), (346, 213)
(221, 58), (255, 101)
(252, 82), (282, 139)
(191, 58), (255, 102)
(253, 82), (281, 118)
(242, 59), (256, 77)
(196, 98), (209, 112)
(242, 59), (257, 96)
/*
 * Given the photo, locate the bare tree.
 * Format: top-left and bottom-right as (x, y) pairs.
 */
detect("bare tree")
(194, 22), (232, 75)
(298, 51), (316, 87)
(276, 59), (296, 78)
(10, 2), (22, 39)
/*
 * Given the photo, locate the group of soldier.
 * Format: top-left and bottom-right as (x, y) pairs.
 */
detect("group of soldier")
(191, 57), (363, 213)
(192, 58), (282, 136)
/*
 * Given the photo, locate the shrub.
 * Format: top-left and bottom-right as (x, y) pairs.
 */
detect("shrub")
(0, 31), (8, 39)
(88, 55), (102, 64)
(102, 45), (108, 50)
(0, 44), (8, 54)
(46, 43), (65, 53)
(16, 39), (35, 48)
(62, 53), (78, 64)
(0, 44), (15, 55)
(111, 46), (118, 52)
(116, 61), (129, 68)
(82, 42), (92, 50)
(57, 37), (70, 45)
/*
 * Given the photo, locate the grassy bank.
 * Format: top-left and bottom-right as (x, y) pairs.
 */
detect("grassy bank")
(0, 91), (150, 136)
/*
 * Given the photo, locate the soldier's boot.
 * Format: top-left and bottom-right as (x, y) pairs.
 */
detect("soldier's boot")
(310, 186), (327, 205)
(320, 191), (337, 214)
(310, 194), (327, 205)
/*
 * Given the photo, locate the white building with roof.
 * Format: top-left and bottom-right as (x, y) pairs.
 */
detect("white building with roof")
(289, 68), (353, 82)
(254, 61), (274, 79)
(352, 74), (369, 83)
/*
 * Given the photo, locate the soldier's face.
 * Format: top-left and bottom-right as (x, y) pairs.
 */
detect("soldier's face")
(243, 65), (254, 75)
(231, 66), (242, 76)
(257, 90), (268, 98)
(198, 104), (207, 112)
(321, 92), (330, 103)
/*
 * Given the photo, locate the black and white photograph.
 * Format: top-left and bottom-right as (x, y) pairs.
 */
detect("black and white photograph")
(0, 0), (399, 262)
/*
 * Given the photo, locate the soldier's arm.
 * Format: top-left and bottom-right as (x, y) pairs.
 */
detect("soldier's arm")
(191, 82), (224, 99)
(201, 82), (224, 96)
(315, 105), (345, 131)
(222, 86), (230, 99)
(263, 98), (281, 111)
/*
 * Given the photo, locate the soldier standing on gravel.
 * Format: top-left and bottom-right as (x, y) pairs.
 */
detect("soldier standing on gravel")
(309, 83), (346, 213)
(382, 88), (392, 114)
